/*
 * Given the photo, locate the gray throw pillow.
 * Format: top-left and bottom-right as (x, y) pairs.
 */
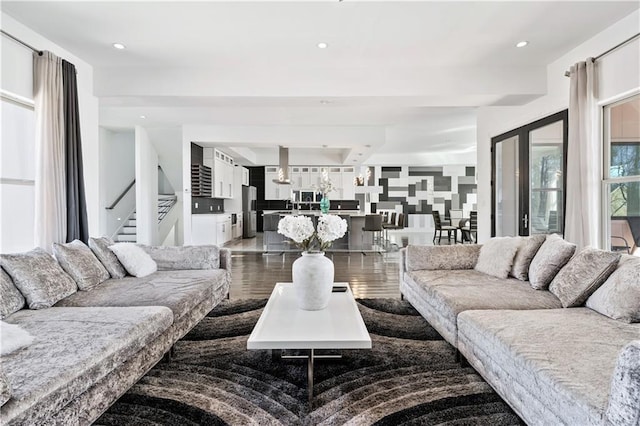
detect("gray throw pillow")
(0, 366), (11, 407)
(137, 244), (221, 270)
(0, 268), (25, 319)
(586, 257), (640, 323)
(528, 234), (576, 290)
(0, 248), (77, 309)
(89, 237), (127, 279)
(548, 247), (620, 307)
(510, 234), (546, 281)
(474, 237), (521, 279)
(53, 240), (110, 290)
(606, 340), (640, 426)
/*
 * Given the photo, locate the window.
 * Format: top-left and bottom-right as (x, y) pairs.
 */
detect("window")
(1, 94), (36, 252)
(603, 94), (640, 255)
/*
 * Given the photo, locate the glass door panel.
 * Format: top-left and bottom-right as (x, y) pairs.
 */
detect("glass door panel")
(491, 110), (567, 238)
(529, 121), (564, 234)
(495, 135), (519, 237)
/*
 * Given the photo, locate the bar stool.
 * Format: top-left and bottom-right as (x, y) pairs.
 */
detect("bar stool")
(362, 214), (383, 255)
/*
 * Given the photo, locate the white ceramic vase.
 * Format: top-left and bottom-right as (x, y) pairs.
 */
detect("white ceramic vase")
(292, 251), (334, 310)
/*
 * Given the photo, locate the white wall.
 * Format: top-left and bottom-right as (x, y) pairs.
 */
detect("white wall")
(135, 126), (159, 245)
(1, 13), (100, 238)
(98, 128), (135, 237)
(476, 10), (640, 243)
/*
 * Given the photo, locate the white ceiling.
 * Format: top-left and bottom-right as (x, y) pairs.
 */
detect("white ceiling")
(2, 1), (638, 165)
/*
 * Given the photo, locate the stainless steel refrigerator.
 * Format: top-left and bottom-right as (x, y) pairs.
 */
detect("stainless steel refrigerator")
(242, 186), (257, 238)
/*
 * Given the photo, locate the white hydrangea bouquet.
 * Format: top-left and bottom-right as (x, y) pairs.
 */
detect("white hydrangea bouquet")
(277, 214), (348, 252)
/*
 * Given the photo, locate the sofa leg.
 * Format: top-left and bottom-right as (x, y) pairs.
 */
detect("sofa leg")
(454, 349), (461, 363)
(400, 293), (404, 301)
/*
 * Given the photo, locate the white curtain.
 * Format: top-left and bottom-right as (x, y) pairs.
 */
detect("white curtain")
(565, 58), (600, 250)
(33, 51), (66, 252)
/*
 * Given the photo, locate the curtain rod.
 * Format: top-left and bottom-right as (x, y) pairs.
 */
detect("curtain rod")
(564, 32), (640, 77)
(1, 29), (43, 55)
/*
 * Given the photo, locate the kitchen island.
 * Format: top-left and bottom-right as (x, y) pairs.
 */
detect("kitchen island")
(262, 210), (373, 253)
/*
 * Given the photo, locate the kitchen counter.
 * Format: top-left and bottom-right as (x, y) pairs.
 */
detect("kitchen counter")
(262, 210), (364, 216)
(262, 212), (373, 252)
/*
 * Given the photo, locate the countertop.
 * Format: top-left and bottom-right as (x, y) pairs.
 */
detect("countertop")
(263, 210), (364, 217)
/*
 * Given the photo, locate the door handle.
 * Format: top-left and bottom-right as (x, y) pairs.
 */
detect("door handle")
(522, 213), (528, 229)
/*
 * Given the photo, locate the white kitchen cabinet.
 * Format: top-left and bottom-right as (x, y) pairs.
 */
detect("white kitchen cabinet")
(242, 167), (250, 186)
(341, 167), (356, 200)
(210, 149), (235, 199)
(191, 215), (217, 246)
(264, 166), (291, 200)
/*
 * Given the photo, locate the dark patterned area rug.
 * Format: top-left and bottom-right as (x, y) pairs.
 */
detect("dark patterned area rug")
(96, 299), (523, 425)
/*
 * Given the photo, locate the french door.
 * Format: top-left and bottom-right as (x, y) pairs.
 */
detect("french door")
(491, 110), (568, 237)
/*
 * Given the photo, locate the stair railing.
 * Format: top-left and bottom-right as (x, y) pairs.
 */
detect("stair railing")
(157, 195), (178, 223)
(106, 180), (135, 210)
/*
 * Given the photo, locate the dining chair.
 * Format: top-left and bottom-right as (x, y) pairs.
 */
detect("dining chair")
(461, 211), (478, 243)
(432, 211), (457, 244)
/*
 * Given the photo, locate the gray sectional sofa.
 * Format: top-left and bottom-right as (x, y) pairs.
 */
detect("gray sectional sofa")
(400, 236), (640, 426)
(0, 240), (231, 425)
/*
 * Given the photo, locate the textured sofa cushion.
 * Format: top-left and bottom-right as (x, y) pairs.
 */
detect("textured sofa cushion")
(56, 269), (227, 321)
(0, 248), (77, 309)
(474, 237), (521, 279)
(0, 321), (35, 356)
(587, 257), (640, 323)
(510, 234), (546, 281)
(138, 244), (220, 270)
(405, 244), (481, 271)
(88, 237), (127, 279)
(549, 247), (620, 308)
(53, 240), (110, 290)
(0, 268), (25, 319)
(109, 243), (157, 277)
(607, 340), (640, 426)
(0, 367), (10, 407)
(457, 308), (640, 426)
(402, 269), (562, 346)
(528, 234), (576, 290)
(1, 307), (173, 424)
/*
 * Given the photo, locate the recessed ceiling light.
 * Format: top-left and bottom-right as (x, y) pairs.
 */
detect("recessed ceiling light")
(322, 144), (328, 148)
(364, 144), (371, 148)
(317, 42), (328, 49)
(112, 43), (126, 50)
(139, 115), (146, 119)
(320, 100), (330, 105)
(515, 41), (528, 48)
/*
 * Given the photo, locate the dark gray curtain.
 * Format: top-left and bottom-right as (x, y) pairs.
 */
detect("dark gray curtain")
(62, 60), (89, 243)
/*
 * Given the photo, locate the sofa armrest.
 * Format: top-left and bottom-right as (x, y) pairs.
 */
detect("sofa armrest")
(404, 244), (482, 272)
(607, 340), (640, 426)
(138, 245), (222, 270)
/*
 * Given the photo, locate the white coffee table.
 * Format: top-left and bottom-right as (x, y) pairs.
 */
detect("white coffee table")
(247, 282), (371, 402)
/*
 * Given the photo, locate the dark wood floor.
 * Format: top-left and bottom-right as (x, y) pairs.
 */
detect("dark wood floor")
(229, 252), (402, 299)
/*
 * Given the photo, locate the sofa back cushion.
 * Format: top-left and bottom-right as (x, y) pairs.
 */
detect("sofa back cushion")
(53, 240), (110, 290)
(138, 244), (221, 270)
(405, 245), (481, 271)
(510, 234), (546, 281)
(0, 248), (77, 309)
(606, 340), (640, 426)
(586, 256), (640, 323)
(474, 237), (521, 279)
(109, 243), (157, 277)
(548, 247), (620, 307)
(0, 268), (25, 319)
(528, 234), (576, 290)
(88, 237), (127, 279)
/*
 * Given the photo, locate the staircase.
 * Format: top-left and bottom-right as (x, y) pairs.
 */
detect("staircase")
(115, 195), (177, 242)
